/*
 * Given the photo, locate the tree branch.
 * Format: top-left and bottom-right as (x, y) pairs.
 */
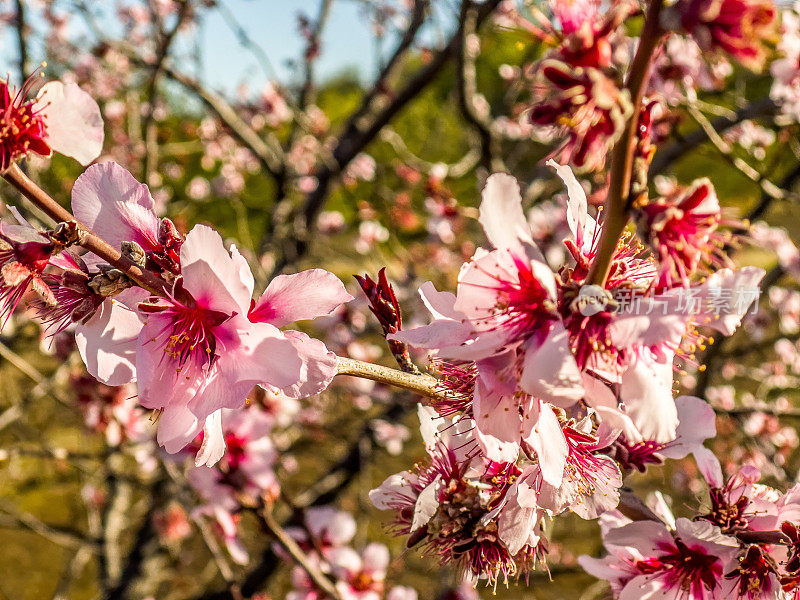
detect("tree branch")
(2, 164), (170, 297)
(586, 0), (665, 286)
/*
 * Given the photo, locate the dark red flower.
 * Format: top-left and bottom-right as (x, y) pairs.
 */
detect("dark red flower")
(0, 75), (50, 171)
(669, 0), (777, 70)
(529, 60), (632, 172)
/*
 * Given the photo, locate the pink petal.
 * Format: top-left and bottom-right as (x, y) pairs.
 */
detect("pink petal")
(479, 173), (536, 256)
(659, 396), (716, 459)
(582, 374), (643, 443)
(618, 575), (665, 600)
(389, 319), (472, 349)
(417, 404), (445, 451)
(520, 323), (584, 406)
(546, 159), (595, 253)
(195, 409), (226, 467)
(71, 161), (159, 250)
(620, 350), (678, 443)
(473, 378), (521, 463)
(241, 322), (304, 389)
(157, 403), (201, 453)
(36, 81), (104, 165)
(691, 267), (766, 335)
(418, 281), (462, 320)
(411, 477), (439, 531)
(604, 520), (674, 557)
(695, 446), (723, 488)
(135, 313), (201, 410)
(180, 225), (254, 316)
(369, 471), (418, 510)
(75, 296), (144, 386)
(361, 543), (390, 575)
(522, 400), (568, 487)
(279, 330), (337, 399)
(250, 269), (353, 327)
(608, 309), (689, 349)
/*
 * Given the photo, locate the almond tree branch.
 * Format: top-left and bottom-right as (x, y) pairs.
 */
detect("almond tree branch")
(684, 101), (795, 201)
(14, 0), (28, 80)
(586, 0), (665, 286)
(649, 97), (777, 176)
(456, 1), (504, 172)
(298, 0), (334, 111)
(335, 356), (445, 402)
(269, 0), (504, 274)
(2, 164), (170, 297)
(141, 0), (193, 181)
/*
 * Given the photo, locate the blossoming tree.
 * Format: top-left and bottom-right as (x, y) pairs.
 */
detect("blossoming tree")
(1, 1), (800, 599)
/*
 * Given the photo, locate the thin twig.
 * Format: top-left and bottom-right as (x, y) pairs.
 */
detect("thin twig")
(257, 503), (344, 600)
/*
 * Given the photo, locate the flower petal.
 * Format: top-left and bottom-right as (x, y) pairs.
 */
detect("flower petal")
(620, 350), (678, 443)
(250, 269), (353, 327)
(36, 81), (104, 165)
(157, 403), (201, 453)
(520, 323), (584, 406)
(479, 173), (535, 256)
(71, 161), (159, 251)
(180, 225), (254, 316)
(522, 400), (568, 487)
(195, 409), (226, 467)
(473, 378), (521, 463)
(279, 330), (338, 399)
(75, 295), (144, 386)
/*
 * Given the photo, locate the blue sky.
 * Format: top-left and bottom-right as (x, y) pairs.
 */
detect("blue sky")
(0, 1), (383, 92)
(195, 1), (382, 92)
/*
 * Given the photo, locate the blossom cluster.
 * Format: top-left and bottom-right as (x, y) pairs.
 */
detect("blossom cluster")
(368, 155), (765, 583)
(0, 74), (353, 466)
(582, 450), (800, 600)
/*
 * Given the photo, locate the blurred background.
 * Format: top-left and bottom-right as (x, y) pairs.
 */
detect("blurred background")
(0, 1), (799, 599)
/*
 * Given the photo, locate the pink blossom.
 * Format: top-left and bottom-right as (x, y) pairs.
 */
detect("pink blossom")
(636, 178), (724, 288)
(370, 406), (531, 585)
(603, 517), (739, 599)
(667, 0), (777, 70)
(0, 73), (102, 170)
(330, 544), (389, 600)
(394, 173), (583, 405)
(34, 80), (104, 165)
(188, 407), (279, 505)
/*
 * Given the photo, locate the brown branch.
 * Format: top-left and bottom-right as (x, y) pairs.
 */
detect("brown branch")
(335, 356), (444, 401)
(2, 164), (169, 297)
(298, 0), (335, 111)
(340, 0), (429, 135)
(650, 97), (778, 176)
(586, 0), (665, 286)
(714, 405), (800, 420)
(455, 1), (504, 172)
(14, 0), (28, 80)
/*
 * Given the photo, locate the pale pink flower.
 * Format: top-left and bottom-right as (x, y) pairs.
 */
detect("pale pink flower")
(330, 544), (389, 600)
(0, 74), (103, 170)
(386, 586), (417, 600)
(394, 173), (584, 404)
(603, 517), (739, 599)
(370, 419), (410, 456)
(284, 506), (357, 559)
(259, 81), (292, 127)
